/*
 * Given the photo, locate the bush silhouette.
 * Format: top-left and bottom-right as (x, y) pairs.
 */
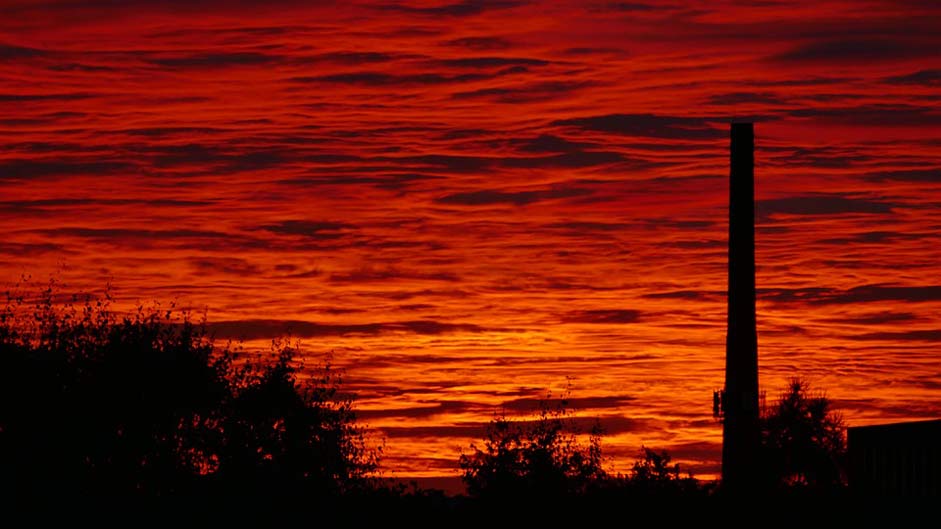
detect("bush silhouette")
(628, 447), (701, 493)
(578, 447), (710, 507)
(759, 378), (846, 490)
(0, 282), (378, 511)
(630, 447), (681, 482)
(459, 396), (606, 499)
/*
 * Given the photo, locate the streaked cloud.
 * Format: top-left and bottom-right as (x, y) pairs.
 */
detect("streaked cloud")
(773, 38), (930, 63)
(758, 195), (897, 220)
(561, 309), (643, 324)
(552, 114), (724, 140)
(207, 319), (493, 340)
(436, 186), (592, 206)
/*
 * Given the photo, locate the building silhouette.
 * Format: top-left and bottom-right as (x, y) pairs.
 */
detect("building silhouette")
(721, 123), (760, 490)
(849, 419), (941, 497)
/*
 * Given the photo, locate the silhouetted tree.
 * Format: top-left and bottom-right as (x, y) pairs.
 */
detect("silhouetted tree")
(459, 396), (605, 499)
(1, 284), (225, 501)
(580, 446), (707, 504)
(215, 346), (380, 499)
(624, 446), (703, 497)
(0, 281), (378, 511)
(631, 447), (681, 482)
(759, 378), (846, 490)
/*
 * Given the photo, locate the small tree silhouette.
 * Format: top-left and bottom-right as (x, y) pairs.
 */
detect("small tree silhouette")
(615, 446), (703, 498)
(631, 447), (681, 482)
(759, 378), (846, 490)
(459, 395), (606, 499)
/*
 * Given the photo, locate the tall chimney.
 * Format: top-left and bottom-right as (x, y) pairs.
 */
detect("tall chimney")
(722, 122), (760, 490)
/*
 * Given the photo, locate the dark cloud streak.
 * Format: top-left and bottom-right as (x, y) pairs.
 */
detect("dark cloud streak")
(436, 187), (592, 206)
(206, 319), (491, 340)
(774, 38), (931, 63)
(758, 195), (897, 219)
(552, 113), (724, 140)
(561, 309), (643, 324)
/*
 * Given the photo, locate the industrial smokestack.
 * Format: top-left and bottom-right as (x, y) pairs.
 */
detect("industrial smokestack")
(722, 122), (760, 490)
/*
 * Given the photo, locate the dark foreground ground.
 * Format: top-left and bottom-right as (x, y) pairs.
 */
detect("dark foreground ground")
(8, 488), (936, 528)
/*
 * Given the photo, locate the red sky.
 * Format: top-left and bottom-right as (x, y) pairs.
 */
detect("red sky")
(2, 0), (940, 479)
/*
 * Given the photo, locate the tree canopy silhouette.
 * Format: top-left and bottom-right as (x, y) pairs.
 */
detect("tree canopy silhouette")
(0, 282), (378, 511)
(459, 396), (605, 499)
(625, 446), (702, 496)
(458, 395), (715, 521)
(759, 378), (846, 490)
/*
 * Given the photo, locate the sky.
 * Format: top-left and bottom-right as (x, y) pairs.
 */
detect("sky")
(1, 0), (940, 480)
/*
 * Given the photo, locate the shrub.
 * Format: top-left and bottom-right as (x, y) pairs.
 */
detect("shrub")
(459, 396), (606, 499)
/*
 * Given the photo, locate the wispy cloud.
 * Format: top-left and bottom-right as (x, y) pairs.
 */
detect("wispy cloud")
(206, 319), (492, 340)
(552, 114), (724, 140)
(436, 186), (592, 206)
(561, 309), (643, 324)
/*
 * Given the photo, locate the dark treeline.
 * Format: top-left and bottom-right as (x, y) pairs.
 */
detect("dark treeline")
(0, 285), (894, 523)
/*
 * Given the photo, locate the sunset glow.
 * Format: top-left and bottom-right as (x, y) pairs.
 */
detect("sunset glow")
(2, 0), (940, 480)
